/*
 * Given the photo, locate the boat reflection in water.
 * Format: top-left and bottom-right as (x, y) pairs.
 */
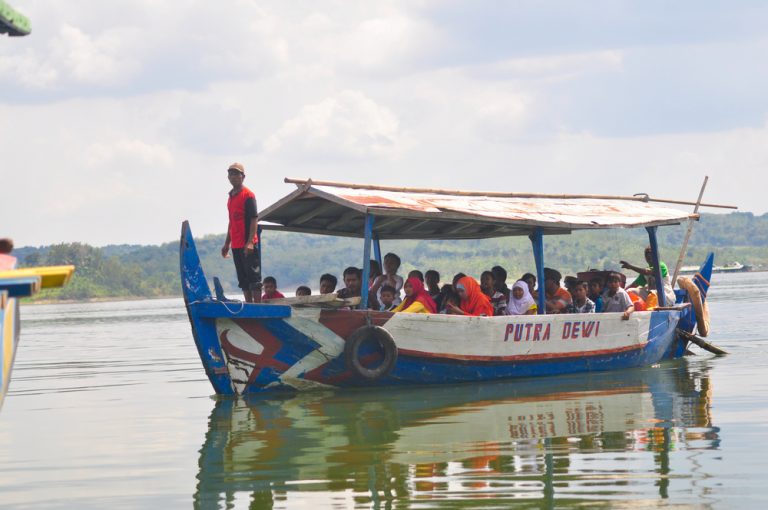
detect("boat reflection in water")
(194, 360), (719, 509)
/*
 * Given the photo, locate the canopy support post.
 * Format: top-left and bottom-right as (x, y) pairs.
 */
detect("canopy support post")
(530, 227), (546, 315)
(646, 226), (666, 307)
(373, 236), (382, 268)
(360, 215), (374, 310)
(257, 225), (263, 262)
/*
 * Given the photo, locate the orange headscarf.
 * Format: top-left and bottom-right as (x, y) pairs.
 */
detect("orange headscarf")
(457, 276), (494, 316)
(400, 276), (437, 313)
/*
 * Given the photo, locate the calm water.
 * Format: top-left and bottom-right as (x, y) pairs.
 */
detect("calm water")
(2, 273), (768, 509)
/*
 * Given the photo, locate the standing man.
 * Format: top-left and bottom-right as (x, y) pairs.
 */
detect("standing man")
(221, 163), (261, 303)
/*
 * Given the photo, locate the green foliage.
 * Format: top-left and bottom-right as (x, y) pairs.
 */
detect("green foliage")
(18, 212), (768, 301)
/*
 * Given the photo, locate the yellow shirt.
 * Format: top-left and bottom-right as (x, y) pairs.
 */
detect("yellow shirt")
(393, 300), (430, 313)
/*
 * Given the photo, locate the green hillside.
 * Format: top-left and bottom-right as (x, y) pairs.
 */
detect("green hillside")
(16, 212), (768, 301)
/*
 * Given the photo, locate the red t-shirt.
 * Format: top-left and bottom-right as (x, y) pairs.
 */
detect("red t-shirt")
(262, 291), (285, 300)
(227, 186), (258, 249)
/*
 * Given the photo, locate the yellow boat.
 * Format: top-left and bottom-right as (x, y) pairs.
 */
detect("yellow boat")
(0, 265), (76, 289)
(0, 265), (74, 410)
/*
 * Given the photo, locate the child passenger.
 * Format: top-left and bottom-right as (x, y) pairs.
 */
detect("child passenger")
(491, 265), (510, 302)
(379, 285), (398, 311)
(521, 273), (538, 300)
(543, 268), (572, 314)
(568, 281), (595, 313)
(438, 284), (460, 314)
(506, 280), (537, 315)
(588, 277), (605, 313)
(481, 270), (507, 316)
(601, 272), (634, 320)
(392, 277), (437, 314)
(370, 252), (404, 305)
(408, 269), (424, 282)
(295, 286), (311, 297)
(319, 273), (338, 294)
(261, 276), (285, 300)
(425, 270), (441, 299)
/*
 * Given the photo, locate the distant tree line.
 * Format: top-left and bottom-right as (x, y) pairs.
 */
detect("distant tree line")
(16, 212), (768, 301)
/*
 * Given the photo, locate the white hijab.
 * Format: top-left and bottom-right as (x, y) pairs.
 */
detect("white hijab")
(507, 280), (536, 315)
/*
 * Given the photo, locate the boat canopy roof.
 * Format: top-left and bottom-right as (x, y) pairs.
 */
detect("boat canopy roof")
(259, 179), (699, 240)
(0, 1), (31, 36)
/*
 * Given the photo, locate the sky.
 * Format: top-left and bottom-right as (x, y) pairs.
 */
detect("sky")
(1, 0), (767, 247)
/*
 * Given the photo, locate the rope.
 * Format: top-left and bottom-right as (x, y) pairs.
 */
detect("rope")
(220, 300), (246, 315)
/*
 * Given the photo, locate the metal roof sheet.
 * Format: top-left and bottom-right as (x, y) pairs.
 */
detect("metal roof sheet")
(259, 183), (697, 240)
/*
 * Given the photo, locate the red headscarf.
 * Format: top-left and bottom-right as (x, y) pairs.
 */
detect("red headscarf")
(401, 276), (437, 313)
(457, 276), (494, 317)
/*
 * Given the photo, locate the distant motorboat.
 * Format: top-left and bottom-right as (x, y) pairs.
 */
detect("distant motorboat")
(680, 261), (751, 275)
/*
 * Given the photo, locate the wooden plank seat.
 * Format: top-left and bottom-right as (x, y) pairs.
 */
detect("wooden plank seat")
(263, 294), (361, 309)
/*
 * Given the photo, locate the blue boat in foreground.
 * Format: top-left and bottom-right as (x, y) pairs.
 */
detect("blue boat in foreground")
(181, 179), (719, 396)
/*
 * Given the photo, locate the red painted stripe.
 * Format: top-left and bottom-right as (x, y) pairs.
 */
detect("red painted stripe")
(397, 343), (645, 362)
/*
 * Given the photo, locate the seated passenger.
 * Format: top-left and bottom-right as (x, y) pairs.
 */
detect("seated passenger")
(564, 276), (579, 295)
(438, 284), (460, 314)
(588, 277), (605, 313)
(447, 276), (494, 316)
(543, 268), (572, 314)
(567, 281), (595, 313)
(452, 272), (467, 287)
(481, 270), (507, 316)
(261, 276), (285, 300)
(621, 246), (676, 306)
(425, 269), (441, 300)
(506, 280), (537, 315)
(319, 273), (338, 295)
(521, 272), (538, 300)
(408, 269), (424, 282)
(379, 285), (398, 311)
(0, 238), (16, 270)
(295, 286), (311, 297)
(601, 272), (634, 320)
(370, 252), (404, 305)
(392, 277), (437, 313)
(491, 265), (510, 302)
(368, 259), (382, 287)
(336, 267), (362, 299)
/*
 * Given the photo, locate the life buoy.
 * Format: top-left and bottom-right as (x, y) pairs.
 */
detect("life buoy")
(677, 276), (710, 337)
(344, 325), (398, 381)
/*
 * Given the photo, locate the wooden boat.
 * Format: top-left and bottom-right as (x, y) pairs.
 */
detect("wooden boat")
(181, 179), (718, 396)
(0, 264), (74, 409)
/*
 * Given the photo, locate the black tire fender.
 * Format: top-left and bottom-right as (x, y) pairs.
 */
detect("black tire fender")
(344, 325), (398, 381)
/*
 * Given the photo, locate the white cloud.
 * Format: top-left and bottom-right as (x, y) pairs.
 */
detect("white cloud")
(52, 24), (142, 85)
(474, 50), (625, 81)
(85, 139), (173, 168)
(264, 90), (405, 160)
(0, 49), (59, 88)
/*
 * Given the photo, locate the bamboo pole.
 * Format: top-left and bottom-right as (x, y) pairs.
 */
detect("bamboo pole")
(284, 177), (737, 210)
(672, 176), (708, 286)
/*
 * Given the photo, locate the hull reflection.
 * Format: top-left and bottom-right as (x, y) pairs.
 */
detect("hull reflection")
(194, 360), (719, 509)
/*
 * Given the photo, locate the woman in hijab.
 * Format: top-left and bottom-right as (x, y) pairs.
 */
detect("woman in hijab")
(393, 276), (437, 313)
(446, 276), (494, 316)
(507, 280), (538, 316)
